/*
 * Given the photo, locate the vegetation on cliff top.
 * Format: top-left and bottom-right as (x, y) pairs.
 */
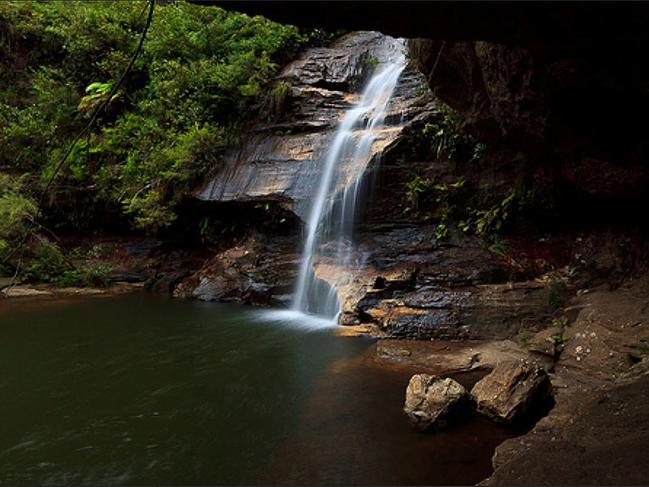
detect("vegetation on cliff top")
(0, 0), (327, 281)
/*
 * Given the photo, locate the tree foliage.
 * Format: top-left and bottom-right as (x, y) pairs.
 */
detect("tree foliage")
(0, 0), (332, 283)
(0, 0), (312, 233)
(0, 174), (37, 262)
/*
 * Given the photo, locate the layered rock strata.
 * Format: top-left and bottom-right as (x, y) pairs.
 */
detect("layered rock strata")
(196, 32), (434, 221)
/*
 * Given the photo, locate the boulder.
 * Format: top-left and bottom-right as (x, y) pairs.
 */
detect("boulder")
(527, 327), (563, 358)
(149, 270), (192, 294)
(174, 236), (299, 305)
(471, 360), (552, 423)
(403, 374), (467, 430)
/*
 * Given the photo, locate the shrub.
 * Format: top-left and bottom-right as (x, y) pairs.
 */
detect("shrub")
(23, 239), (69, 283)
(420, 104), (483, 162)
(548, 276), (568, 308)
(263, 80), (292, 121)
(468, 191), (516, 238)
(55, 263), (112, 288)
(403, 175), (466, 239)
(364, 55), (379, 67)
(628, 340), (649, 354)
(0, 174), (37, 241)
(0, 1), (319, 232)
(0, 174), (38, 268)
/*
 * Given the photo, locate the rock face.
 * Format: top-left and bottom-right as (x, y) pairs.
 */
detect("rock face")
(209, 2), (647, 46)
(483, 372), (649, 486)
(177, 32), (605, 343)
(408, 37), (649, 205)
(377, 339), (531, 375)
(212, 1), (649, 207)
(403, 374), (467, 430)
(480, 276), (649, 485)
(173, 235), (299, 306)
(197, 32), (435, 221)
(314, 226), (556, 339)
(471, 360), (552, 423)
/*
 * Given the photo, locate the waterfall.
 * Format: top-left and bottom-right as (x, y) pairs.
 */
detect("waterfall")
(291, 38), (407, 321)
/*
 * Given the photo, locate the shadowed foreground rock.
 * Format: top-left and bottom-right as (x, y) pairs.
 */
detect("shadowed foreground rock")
(471, 360), (552, 423)
(403, 374), (466, 431)
(484, 370), (649, 485)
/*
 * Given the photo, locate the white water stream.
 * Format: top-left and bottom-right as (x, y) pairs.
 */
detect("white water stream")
(286, 37), (407, 324)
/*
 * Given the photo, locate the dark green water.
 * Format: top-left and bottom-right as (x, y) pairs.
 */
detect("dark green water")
(0, 293), (514, 485)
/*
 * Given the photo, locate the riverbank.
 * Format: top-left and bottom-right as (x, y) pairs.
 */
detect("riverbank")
(0, 281), (144, 299)
(367, 276), (649, 485)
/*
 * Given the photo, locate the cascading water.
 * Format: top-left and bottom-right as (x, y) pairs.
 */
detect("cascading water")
(290, 38), (407, 322)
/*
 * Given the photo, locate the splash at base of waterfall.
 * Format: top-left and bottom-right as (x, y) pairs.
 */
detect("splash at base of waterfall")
(255, 309), (339, 331)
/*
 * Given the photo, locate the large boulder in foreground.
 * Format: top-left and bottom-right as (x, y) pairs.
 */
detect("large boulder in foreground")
(403, 374), (467, 430)
(471, 360), (552, 423)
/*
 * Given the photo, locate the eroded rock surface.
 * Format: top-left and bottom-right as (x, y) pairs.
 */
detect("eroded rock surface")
(197, 32), (435, 221)
(174, 235), (299, 306)
(481, 276), (649, 484)
(177, 32), (563, 342)
(377, 339), (530, 374)
(408, 38), (649, 207)
(314, 227), (555, 339)
(484, 368), (649, 485)
(471, 360), (552, 423)
(403, 374), (467, 430)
